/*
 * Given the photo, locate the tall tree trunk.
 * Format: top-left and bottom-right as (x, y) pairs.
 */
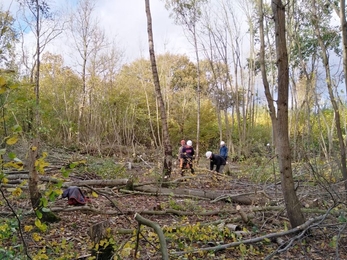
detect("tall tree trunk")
(271, 0), (305, 228)
(29, 0), (57, 222)
(194, 33), (201, 161)
(259, 0), (305, 228)
(145, 0), (172, 177)
(337, 0), (347, 97)
(312, 0), (347, 192)
(29, 0), (42, 215)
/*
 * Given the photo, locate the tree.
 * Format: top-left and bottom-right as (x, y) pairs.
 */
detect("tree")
(0, 8), (17, 69)
(15, 0), (63, 134)
(286, 0), (319, 162)
(259, 0), (305, 228)
(39, 53), (82, 145)
(165, 0), (208, 160)
(311, 0), (347, 191)
(331, 0), (347, 99)
(145, 0), (173, 178)
(67, 0), (107, 144)
(0, 8), (18, 139)
(168, 54), (198, 138)
(198, 2), (237, 157)
(15, 0), (63, 221)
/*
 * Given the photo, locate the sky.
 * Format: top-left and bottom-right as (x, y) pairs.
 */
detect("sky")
(95, 0), (194, 62)
(2, 0), (194, 64)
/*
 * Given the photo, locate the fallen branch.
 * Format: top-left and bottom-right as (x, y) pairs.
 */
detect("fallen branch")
(63, 179), (129, 187)
(133, 185), (257, 205)
(137, 155), (152, 168)
(134, 213), (168, 260)
(252, 205), (340, 216)
(45, 206), (239, 217)
(119, 189), (210, 200)
(4, 174), (129, 188)
(171, 214), (327, 255)
(0, 186), (32, 260)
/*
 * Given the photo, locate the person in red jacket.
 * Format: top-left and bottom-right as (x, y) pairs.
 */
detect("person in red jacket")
(205, 151), (226, 173)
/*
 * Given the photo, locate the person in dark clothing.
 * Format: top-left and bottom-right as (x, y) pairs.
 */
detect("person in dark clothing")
(180, 140), (195, 175)
(205, 151), (226, 173)
(219, 141), (228, 162)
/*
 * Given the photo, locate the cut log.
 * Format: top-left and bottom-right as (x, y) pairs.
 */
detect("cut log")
(133, 185), (264, 205)
(63, 179), (129, 187)
(236, 205), (250, 224)
(5, 174), (129, 188)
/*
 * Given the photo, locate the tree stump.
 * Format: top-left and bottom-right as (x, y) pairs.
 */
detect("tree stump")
(88, 221), (114, 260)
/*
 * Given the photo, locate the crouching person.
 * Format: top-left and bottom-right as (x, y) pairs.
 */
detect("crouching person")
(205, 151), (226, 173)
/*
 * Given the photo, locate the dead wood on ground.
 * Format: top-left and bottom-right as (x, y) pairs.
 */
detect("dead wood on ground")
(133, 185), (267, 205)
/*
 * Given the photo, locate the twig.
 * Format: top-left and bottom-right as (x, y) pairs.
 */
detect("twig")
(264, 207), (334, 259)
(137, 155), (152, 168)
(171, 213), (326, 255)
(0, 186), (32, 260)
(82, 185), (132, 224)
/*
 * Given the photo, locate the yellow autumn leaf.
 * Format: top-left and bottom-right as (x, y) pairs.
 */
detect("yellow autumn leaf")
(32, 232), (42, 242)
(0, 76), (6, 87)
(12, 187), (22, 197)
(20, 180), (28, 186)
(120, 247), (132, 258)
(0, 86), (6, 94)
(1, 177), (8, 184)
(35, 158), (50, 174)
(264, 238), (271, 243)
(6, 136), (18, 145)
(4, 161), (24, 170)
(24, 225), (33, 232)
(9, 83), (19, 90)
(92, 191), (98, 198)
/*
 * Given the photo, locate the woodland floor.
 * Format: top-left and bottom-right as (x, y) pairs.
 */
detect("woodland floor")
(1, 148), (347, 260)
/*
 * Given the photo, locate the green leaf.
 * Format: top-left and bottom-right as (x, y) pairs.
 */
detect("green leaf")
(12, 125), (22, 132)
(40, 197), (48, 207)
(338, 215), (347, 223)
(42, 207), (51, 213)
(7, 152), (16, 159)
(56, 180), (63, 188)
(61, 167), (70, 178)
(49, 192), (57, 201)
(36, 210), (42, 219)
(69, 162), (77, 169)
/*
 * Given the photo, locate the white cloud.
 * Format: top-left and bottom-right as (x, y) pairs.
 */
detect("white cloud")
(2, 0), (194, 67)
(94, 0), (194, 62)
